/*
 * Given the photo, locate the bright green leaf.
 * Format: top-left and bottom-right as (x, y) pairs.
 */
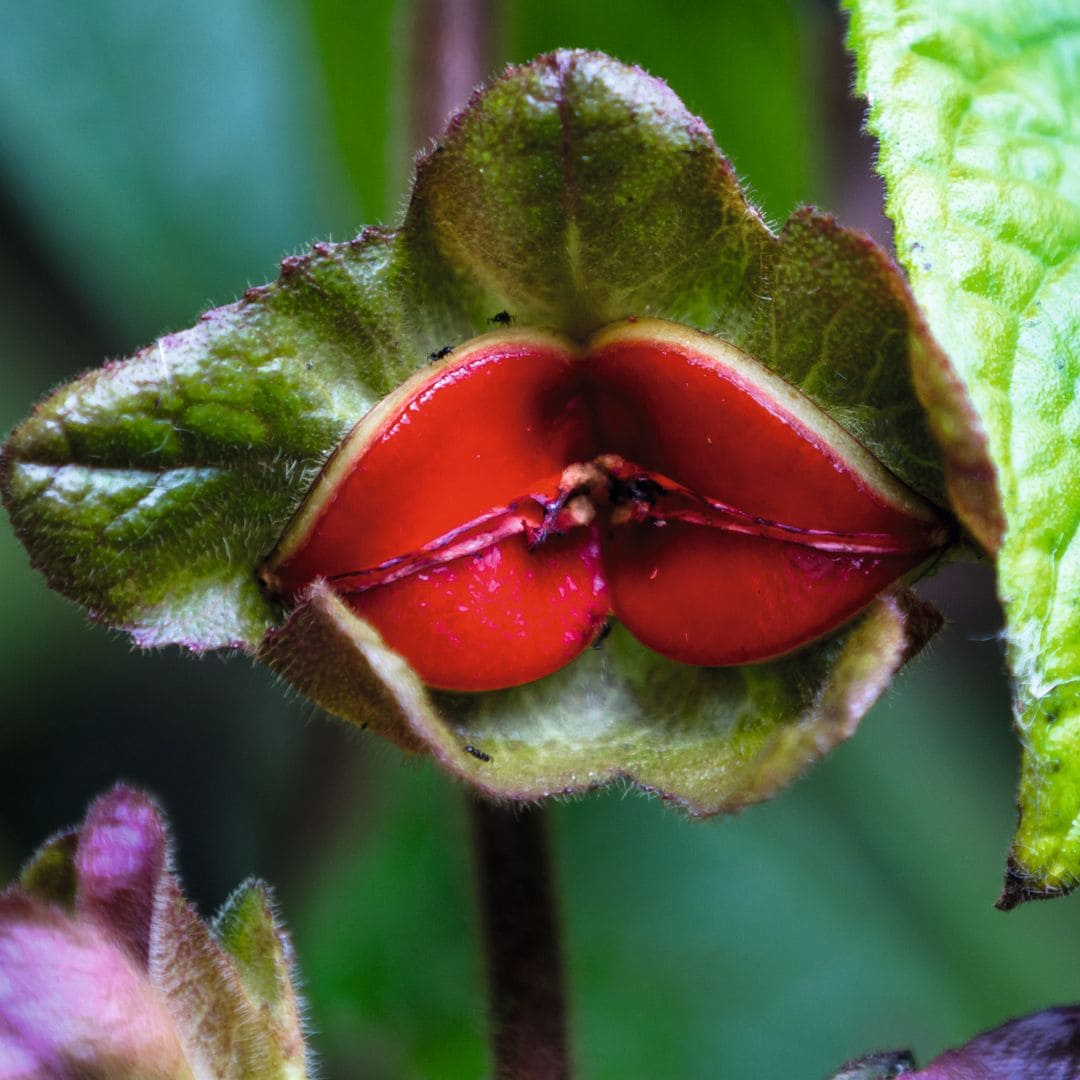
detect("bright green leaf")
(846, 0), (1080, 902)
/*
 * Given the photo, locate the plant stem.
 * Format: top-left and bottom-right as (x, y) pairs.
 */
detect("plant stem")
(470, 799), (572, 1080)
(410, 0), (495, 147)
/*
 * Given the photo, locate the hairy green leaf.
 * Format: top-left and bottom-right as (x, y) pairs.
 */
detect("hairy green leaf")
(262, 582), (940, 813)
(846, 0), (1080, 902)
(3, 235), (411, 648)
(214, 880), (298, 1025)
(4, 51), (953, 808)
(507, 0), (820, 222)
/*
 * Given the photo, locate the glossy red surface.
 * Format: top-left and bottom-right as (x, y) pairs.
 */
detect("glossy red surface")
(279, 340), (587, 582)
(603, 522), (923, 666)
(348, 530), (609, 691)
(270, 325), (943, 691)
(589, 338), (930, 541)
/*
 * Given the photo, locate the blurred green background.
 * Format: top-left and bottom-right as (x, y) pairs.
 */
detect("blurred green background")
(1, 2), (1075, 1077)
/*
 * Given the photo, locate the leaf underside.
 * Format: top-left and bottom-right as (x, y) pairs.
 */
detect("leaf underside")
(846, 1), (1080, 903)
(4, 50), (958, 807)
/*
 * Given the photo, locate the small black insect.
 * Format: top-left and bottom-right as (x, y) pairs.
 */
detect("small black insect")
(488, 310), (513, 326)
(608, 473), (663, 508)
(428, 344), (454, 361)
(591, 620), (613, 649)
(464, 744), (492, 762)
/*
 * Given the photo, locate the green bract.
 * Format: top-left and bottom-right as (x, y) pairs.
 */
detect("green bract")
(2, 51), (963, 810)
(847, 0), (1080, 903)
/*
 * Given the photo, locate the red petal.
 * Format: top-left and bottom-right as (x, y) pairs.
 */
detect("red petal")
(347, 530), (608, 691)
(272, 331), (603, 691)
(588, 322), (936, 541)
(274, 330), (588, 586)
(590, 321), (943, 666)
(605, 521), (926, 666)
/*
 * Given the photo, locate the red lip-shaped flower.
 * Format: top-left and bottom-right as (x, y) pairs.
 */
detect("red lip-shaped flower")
(1, 51), (993, 809)
(263, 320), (947, 692)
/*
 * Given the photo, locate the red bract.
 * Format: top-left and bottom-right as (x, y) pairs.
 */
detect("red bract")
(264, 319), (947, 691)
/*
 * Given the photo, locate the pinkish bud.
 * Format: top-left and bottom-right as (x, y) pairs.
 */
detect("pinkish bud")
(0, 786), (308, 1079)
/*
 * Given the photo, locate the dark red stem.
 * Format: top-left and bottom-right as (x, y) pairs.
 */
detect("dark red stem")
(411, 0), (495, 146)
(470, 799), (572, 1080)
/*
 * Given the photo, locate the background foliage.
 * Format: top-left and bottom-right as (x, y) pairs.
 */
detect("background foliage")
(0, 1), (1076, 1076)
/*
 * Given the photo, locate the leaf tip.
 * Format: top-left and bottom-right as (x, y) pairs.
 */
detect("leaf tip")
(996, 855), (1074, 911)
(18, 829), (79, 907)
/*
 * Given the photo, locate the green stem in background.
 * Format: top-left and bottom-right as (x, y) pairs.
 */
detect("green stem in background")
(471, 799), (572, 1080)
